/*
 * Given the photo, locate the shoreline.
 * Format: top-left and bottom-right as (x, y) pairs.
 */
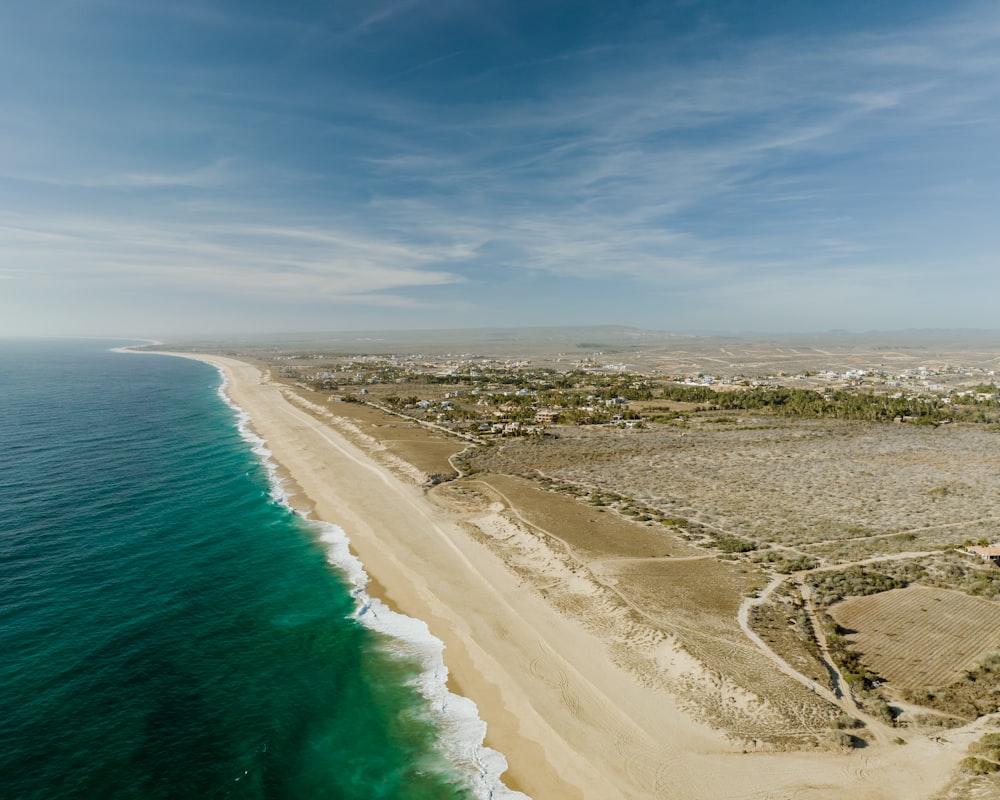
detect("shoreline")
(190, 352), (530, 799)
(152, 351), (972, 800)
(176, 353), (582, 797)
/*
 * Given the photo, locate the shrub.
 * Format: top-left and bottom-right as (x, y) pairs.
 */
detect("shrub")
(808, 567), (907, 605)
(826, 730), (859, 749)
(716, 536), (756, 553)
(770, 555), (820, 573)
(970, 732), (1000, 762)
(961, 757), (999, 775)
(830, 714), (863, 730)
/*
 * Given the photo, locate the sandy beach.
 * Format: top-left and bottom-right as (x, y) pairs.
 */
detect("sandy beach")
(170, 352), (977, 800)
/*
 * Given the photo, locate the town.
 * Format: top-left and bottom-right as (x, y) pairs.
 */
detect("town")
(270, 350), (1000, 437)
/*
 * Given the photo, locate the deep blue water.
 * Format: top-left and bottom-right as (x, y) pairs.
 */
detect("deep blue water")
(0, 340), (474, 800)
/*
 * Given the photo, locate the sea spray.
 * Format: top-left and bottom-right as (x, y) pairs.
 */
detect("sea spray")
(212, 363), (530, 800)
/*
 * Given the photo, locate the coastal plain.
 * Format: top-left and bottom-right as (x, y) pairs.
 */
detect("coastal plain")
(165, 330), (1000, 799)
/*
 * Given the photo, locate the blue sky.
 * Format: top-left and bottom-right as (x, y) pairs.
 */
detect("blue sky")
(2, 1), (999, 337)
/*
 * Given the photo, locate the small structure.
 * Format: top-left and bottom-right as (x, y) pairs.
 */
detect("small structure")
(965, 545), (1000, 565)
(535, 408), (560, 424)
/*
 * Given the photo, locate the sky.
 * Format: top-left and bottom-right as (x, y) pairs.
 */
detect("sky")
(2, 0), (1000, 338)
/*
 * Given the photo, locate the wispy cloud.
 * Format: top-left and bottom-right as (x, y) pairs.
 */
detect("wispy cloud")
(341, 4), (1000, 293)
(0, 212), (466, 304)
(349, 0), (425, 36)
(4, 1), (1000, 334)
(0, 160), (236, 190)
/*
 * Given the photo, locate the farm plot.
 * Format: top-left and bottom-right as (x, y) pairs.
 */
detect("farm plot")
(829, 585), (1000, 689)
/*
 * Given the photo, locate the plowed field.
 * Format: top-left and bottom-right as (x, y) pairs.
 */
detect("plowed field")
(830, 585), (1000, 688)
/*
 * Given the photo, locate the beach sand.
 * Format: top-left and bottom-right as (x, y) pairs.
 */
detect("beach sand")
(171, 353), (973, 800)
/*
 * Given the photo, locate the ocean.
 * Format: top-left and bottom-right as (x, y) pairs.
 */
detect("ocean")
(0, 340), (518, 800)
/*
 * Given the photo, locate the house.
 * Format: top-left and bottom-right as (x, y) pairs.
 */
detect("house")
(965, 545), (1000, 565)
(535, 408), (560, 424)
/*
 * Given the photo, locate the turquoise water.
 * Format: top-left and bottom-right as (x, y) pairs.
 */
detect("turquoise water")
(0, 340), (486, 800)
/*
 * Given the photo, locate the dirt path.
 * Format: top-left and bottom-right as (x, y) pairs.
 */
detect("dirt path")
(736, 576), (843, 709)
(802, 550), (939, 574)
(800, 518), (996, 549)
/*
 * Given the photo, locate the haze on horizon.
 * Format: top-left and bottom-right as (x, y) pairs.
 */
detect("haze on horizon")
(2, 1), (999, 339)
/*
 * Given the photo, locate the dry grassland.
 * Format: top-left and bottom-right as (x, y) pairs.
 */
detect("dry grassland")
(830, 586), (1000, 688)
(931, 771), (1000, 800)
(472, 473), (702, 560)
(468, 418), (1000, 556)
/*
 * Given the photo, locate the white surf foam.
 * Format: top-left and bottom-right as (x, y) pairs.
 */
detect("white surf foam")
(212, 365), (530, 800)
